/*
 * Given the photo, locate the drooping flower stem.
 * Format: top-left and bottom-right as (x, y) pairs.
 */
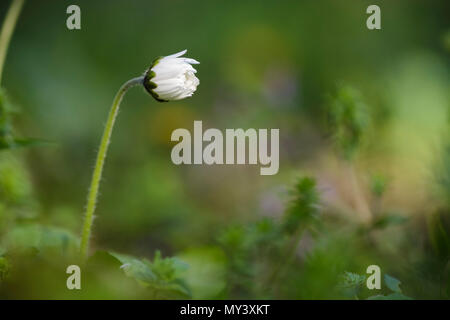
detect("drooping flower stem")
(0, 0), (25, 84)
(80, 76), (144, 263)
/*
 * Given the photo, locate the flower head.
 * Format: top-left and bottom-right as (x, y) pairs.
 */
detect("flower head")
(143, 49), (200, 102)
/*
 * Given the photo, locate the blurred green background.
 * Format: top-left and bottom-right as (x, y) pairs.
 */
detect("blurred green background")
(0, 0), (449, 299)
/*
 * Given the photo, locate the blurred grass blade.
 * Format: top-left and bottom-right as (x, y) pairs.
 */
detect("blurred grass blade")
(0, 0), (26, 84)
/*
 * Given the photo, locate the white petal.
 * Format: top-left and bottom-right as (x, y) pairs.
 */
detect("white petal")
(181, 58), (200, 65)
(147, 50), (199, 101)
(164, 49), (187, 59)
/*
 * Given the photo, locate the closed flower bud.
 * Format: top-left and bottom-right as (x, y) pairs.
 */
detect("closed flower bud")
(143, 49), (200, 102)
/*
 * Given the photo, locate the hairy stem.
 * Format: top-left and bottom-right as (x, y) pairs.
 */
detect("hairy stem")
(0, 0), (25, 84)
(80, 76), (144, 262)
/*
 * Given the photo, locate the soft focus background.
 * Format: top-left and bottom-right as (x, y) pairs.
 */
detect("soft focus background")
(0, 0), (449, 299)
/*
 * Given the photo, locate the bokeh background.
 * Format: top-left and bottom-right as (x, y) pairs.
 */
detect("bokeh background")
(0, 0), (449, 299)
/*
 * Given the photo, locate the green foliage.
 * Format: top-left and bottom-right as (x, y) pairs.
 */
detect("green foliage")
(282, 177), (319, 234)
(0, 88), (46, 151)
(367, 274), (413, 300)
(218, 223), (269, 297)
(109, 250), (191, 299)
(218, 177), (320, 298)
(337, 271), (366, 298)
(2, 223), (79, 258)
(338, 271), (414, 300)
(326, 85), (369, 160)
(338, 271), (366, 288)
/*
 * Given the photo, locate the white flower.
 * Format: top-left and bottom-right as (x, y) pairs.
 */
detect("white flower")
(144, 49), (200, 102)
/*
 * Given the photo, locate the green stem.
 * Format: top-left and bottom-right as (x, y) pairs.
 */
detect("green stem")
(266, 226), (304, 290)
(0, 0), (25, 84)
(79, 76), (144, 263)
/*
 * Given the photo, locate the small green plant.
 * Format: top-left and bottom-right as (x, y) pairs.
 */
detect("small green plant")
(326, 84), (373, 221)
(219, 177), (320, 298)
(338, 271), (413, 300)
(326, 84), (369, 161)
(110, 251), (191, 299)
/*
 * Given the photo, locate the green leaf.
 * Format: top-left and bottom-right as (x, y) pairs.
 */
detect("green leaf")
(384, 274), (402, 293)
(338, 271), (366, 289)
(368, 293), (413, 300)
(2, 224), (79, 257)
(108, 251), (191, 299)
(113, 253), (158, 284)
